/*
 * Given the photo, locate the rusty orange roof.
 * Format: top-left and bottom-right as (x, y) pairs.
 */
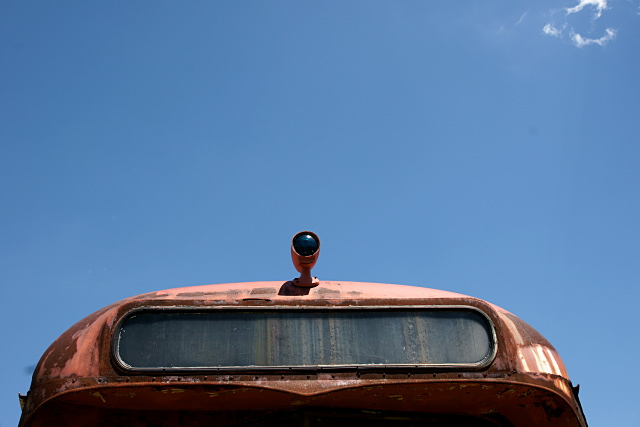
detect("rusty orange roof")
(21, 280), (587, 427)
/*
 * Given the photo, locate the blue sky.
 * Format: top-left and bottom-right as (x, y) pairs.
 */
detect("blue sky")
(1, 1), (639, 425)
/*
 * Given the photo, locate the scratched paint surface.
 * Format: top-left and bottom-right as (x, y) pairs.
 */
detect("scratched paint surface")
(19, 281), (587, 427)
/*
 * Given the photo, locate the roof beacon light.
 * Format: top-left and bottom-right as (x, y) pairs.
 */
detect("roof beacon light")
(291, 231), (320, 287)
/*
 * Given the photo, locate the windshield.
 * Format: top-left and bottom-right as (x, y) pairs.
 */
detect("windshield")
(115, 307), (495, 371)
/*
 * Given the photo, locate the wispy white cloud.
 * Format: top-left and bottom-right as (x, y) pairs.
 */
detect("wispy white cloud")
(571, 28), (616, 47)
(542, 24), (562, 37)
(515, 11), (528, 27)
(566, 0), (609, 19)
(542, 0), (620, 47)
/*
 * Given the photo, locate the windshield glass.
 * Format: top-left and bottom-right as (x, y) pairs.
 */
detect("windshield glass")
(115, 307), (495, 371)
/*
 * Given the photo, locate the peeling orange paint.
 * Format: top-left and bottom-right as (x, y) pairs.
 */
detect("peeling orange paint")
(161, 388), (185, 394)
(92, 392), (106, 403)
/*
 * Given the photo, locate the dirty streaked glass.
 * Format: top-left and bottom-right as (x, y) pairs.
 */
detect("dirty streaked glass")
(116, 309), (493, 369)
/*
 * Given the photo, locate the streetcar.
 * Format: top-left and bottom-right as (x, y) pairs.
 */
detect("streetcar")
(18, 231), (587, 426)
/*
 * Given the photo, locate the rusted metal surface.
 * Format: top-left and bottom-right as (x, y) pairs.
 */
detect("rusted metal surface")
(19, 281), (588, 426)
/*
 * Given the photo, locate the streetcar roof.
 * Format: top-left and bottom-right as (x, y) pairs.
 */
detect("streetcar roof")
(32, 280), (567, 382)
(20, 280), (585, 427)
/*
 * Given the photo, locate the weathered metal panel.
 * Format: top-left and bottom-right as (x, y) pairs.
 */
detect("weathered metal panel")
(19, 281), (587, 427)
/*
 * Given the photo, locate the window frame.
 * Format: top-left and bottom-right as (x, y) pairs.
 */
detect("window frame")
(111, 305), (498, 373)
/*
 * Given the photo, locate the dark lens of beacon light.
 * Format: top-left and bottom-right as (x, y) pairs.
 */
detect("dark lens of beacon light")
(293, 234), (318, 257)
